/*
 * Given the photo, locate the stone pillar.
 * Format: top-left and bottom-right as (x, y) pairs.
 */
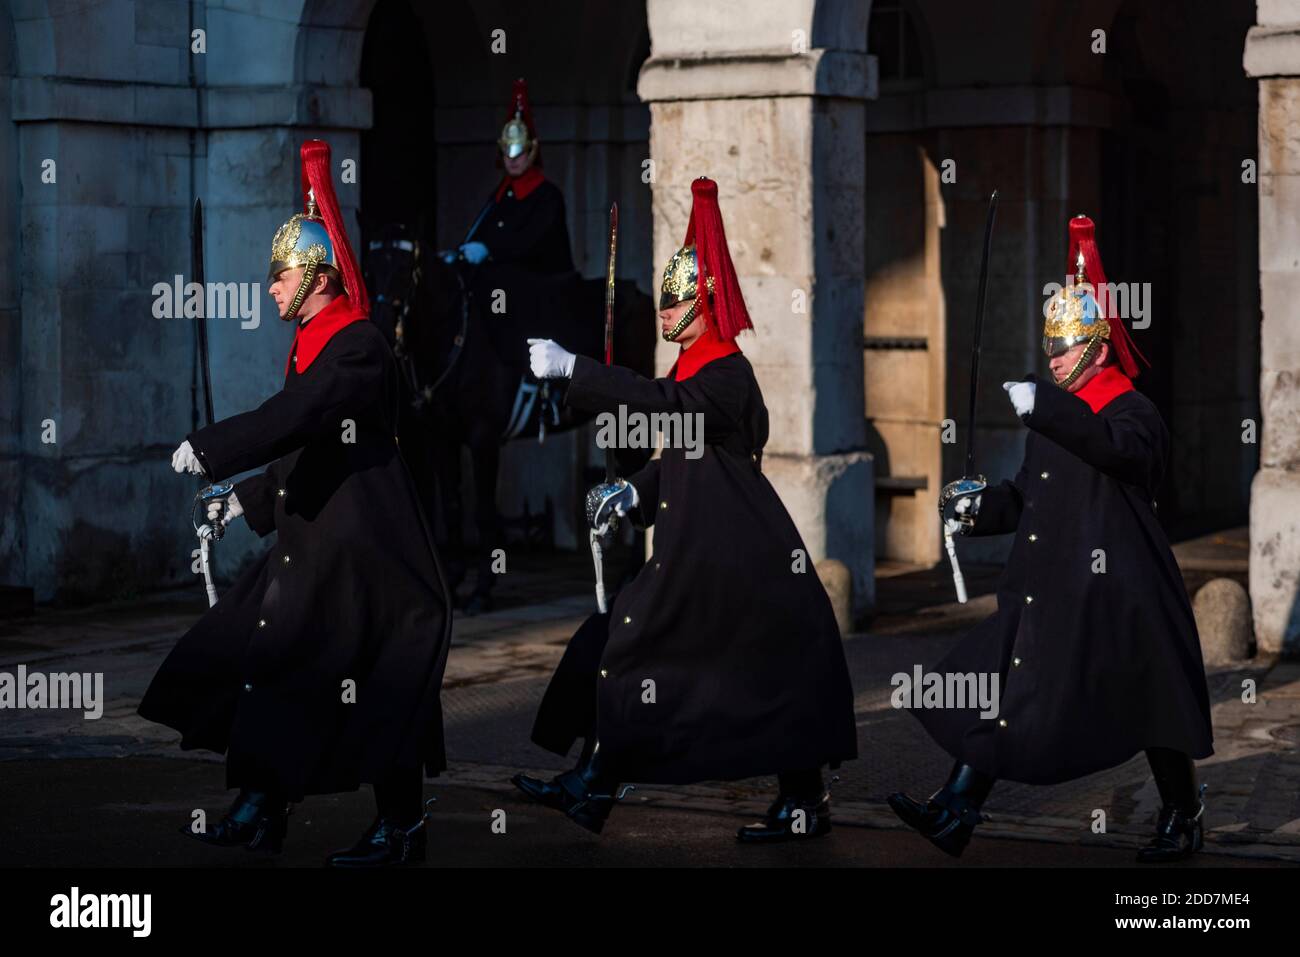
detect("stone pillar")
(1245, 1), (1300, 655)
(638, 0), (877, 622)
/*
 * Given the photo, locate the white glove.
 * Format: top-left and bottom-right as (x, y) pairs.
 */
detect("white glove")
(1003, 380), (1036, 418)
(205, 492), (243, 527)
(944, 496), (976, 536)
(527, 338), (576, 379)
(171, 440), (205, 476)
(459, 241), (489, 264)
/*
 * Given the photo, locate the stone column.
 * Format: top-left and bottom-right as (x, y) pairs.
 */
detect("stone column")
(1245, 0), (1300, 655)
(638, 0), (877, 621)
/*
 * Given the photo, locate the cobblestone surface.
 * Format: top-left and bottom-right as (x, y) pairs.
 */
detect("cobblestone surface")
(2, 554), (1297, 865)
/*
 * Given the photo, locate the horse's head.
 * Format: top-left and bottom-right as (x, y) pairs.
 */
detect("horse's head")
(364, 222), (424, 349)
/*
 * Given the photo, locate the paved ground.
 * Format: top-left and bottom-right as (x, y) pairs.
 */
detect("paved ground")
(1, 541), (1297, 868)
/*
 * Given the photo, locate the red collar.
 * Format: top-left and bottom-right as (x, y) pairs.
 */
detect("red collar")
(285, 295), (367, 376)
(1074, 363), (1135, 412)
(669, 326), (741, 381)
(494, 166), (546, 202)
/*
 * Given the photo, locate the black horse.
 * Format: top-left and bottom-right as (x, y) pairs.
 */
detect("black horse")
(365, 223), (656, 613)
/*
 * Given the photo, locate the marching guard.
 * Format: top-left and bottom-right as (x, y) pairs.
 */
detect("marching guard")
(139, 140), (453, 867)
(890, 215), (1214, 861)
(515, 177), (858, 841)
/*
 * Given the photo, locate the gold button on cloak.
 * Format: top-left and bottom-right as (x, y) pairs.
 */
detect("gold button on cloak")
(660, 501), (668, 510)
(623, 616), (631, 624)
(1013, 656), (1023, 667)
(282, 555), (291, 564)
(258, 619), (267, 628)
(277, 488), (286, 497)
(600, 669), (608, 678)
(1040, 471), (1050, 479)
(1025, 595), (1034, 604)
(998, 719), (1008, 728)
(1028, 533), (1038, 542)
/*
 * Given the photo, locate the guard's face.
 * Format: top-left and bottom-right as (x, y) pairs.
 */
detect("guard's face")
(503, 150), (533, 177)
(659, 298), (705, 346)
(268, 266), (303, 320)
(1049, 340), (1107, 391)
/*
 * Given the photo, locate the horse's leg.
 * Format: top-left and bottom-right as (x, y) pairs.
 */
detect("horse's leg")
(463, 439), (502, 615)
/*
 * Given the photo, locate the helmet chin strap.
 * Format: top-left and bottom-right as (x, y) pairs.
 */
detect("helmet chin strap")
(1058, 335), (1102, 389)
(282, 261), (319, 323)
(663, 295), (714, 343)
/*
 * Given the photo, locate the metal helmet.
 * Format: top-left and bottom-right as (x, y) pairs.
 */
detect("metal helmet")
(658, 244), (715, 342)
(499, 112), (534, 160)
(498, 78), (539, 162)
(1043, 248), (1111, 388)
(268, 189), (339, 321)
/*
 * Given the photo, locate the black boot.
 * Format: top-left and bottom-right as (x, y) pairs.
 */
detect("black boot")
(326, 767), (432, 868)
(887, 762), (994, 858)
(737, 770), (833, 843)
(1137, 748), (1205, 863)
(324, 812), (430, 867)
(512, 739), (627, 835)
(183, 788), (290, 853)
(512, 737), (595, 811)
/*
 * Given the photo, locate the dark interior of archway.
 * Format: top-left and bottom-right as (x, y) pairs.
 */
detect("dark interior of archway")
(1099, 0), (1260, 538)
(360, 0), (436, 247)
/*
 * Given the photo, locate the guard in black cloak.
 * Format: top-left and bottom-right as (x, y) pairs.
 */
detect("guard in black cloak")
(448, 77), (577, 361)
(889, 215), (1213, 861)
(513, 177), (858, 841)
(142, 140), (452, 868)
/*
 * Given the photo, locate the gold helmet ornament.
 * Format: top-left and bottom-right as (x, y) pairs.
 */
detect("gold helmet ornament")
(498, 78), (540, 164)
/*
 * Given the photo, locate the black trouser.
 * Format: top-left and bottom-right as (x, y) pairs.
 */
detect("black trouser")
(777, 769), (826, 800)
(1145, 747), (1200, 812)
(373, 765), (424, 826)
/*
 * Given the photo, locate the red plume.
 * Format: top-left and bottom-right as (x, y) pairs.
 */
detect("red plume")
(683, 177), (752, 341)
(1067, 215), (1146, 378)
(300, 139), (369, 316)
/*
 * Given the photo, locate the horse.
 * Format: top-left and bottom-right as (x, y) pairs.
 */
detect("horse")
(364, 222), (657, 613)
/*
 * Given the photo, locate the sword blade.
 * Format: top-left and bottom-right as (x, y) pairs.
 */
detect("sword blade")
(192, 197), (214, 427)
(964, 190), (998, 478)
(603, 202), (618, 483)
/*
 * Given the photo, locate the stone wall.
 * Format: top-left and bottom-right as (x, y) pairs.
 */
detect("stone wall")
(1246, 0), (1300, 655)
